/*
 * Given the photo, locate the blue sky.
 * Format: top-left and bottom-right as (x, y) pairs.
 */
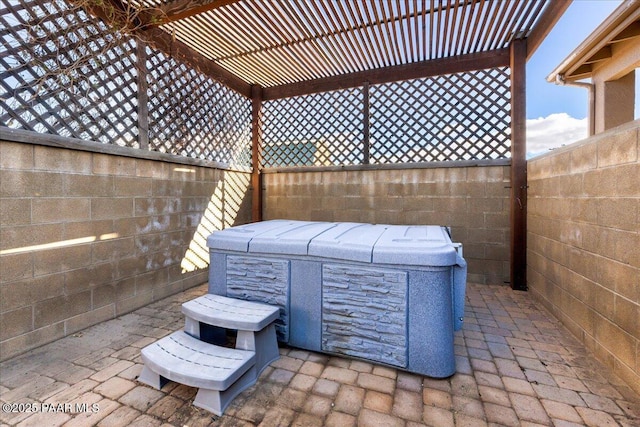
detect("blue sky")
(526, 0), (627, 156)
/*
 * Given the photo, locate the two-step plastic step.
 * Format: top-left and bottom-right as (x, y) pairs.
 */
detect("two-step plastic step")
(138, 294), (281, 416)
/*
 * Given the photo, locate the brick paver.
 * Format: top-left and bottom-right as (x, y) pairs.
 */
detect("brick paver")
(311, 379), (340, 397)
(288, 373), (316, 392)
(396, 372), (422, 392)
(298, 361), (324, 377)
(541, 399), (584, 423)
(358, 408), (404, 427)
(391, 389), (423, 421)
(267, 368), (295, 385)
(93, 378), (136, 401)
(1, 283), (639, 426)
(117, 386), (165, 412)
(320, 366), (358, 385)
(423, 387), (453, 409)
(363, 390), (393, 413)
(96, 406), (141, 427)
(324, 411), (356, 427)
(423, 405), (455, 427)
(333, 385), (364, 415)
(302, 395), (332, 417)
(484, 402), (520, 426)
(276, 389), (306, 411)
(356, 372), (396, 394)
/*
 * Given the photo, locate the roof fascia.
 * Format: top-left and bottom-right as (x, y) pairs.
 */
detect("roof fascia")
(547, 0), (640, 82)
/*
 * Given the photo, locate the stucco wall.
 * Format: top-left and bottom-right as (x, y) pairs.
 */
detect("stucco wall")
(0, 139), (252, 361)
(263, 163), (511, 285)
(527, 120), (640, 394)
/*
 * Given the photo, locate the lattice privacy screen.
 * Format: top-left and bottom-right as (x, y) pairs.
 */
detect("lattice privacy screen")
(370, 68), (511, 163)
(3, 0), (511, 170)
(262, 89), (364, 168)
(262, 67), (511, 168)
(147, 51), (251, 166)
(1, 0), (139, 145)
(1, 0), (252, 168)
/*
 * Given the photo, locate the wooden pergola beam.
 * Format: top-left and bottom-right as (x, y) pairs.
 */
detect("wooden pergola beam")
(262, 48), (510, 100)
(146, 0), (240, 26)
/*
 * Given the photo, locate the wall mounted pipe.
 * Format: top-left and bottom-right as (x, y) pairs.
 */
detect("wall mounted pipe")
(555, 74), (596, 136)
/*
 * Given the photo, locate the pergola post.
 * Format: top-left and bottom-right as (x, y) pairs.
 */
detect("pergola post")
(136, 40), (149, 150)
(509, 38), (528, 291)
(251, 85), (263, 222)
(362, 82), (370, 165)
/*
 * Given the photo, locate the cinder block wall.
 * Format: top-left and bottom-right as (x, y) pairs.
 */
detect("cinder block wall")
(0, 139), (252, 361)
(263, 164), (511, 285)
(527, 120), (640, 394)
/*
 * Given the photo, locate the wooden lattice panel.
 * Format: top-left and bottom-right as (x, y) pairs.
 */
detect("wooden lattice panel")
(147, 50), (252, 167)
(261, 67), (511, 168)
(1, 0), (139, 146)
(370, 68), (512, 163)
(261, 89), (364, 168)
(1, 0), (251, 167)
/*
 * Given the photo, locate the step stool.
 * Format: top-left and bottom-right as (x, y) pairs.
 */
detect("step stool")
(138, 294), (280, 416)
(182, 294), (280, 377)
(138, 331), (256, 415)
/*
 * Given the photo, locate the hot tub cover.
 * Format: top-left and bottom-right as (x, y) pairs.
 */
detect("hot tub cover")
(207, 220), (461, 266)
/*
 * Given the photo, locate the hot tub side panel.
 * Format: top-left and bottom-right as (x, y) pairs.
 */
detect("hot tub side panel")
(208, 252), (227, 295)
(321, 264), (408, 368)
(289, 260), (322, 351)
(407, 268), (456, 378)
(208, 252), (291, 342)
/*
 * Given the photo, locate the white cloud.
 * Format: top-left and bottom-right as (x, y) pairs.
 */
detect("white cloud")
(526, 113), (588, 158)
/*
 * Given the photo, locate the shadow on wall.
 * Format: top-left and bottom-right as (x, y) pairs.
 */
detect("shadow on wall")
(181, 170), (251, 273)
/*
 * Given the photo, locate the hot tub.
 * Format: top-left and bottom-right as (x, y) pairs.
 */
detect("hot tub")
(207, 220), (467, 378)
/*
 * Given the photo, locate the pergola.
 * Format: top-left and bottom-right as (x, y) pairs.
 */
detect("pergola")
(82, 1), (568, 89)
(3, 0), (572, 290)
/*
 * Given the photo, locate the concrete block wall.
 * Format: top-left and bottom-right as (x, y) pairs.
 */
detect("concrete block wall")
(263, 164), (511, 285)
(527, 120), (640, 394)
(0, 139), (252, 361)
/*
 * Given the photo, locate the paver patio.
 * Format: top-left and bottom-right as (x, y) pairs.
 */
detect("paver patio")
(1, 283), (639, 427)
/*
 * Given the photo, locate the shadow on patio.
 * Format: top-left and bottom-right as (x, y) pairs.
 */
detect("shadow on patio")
(1, 282), (639, 427)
